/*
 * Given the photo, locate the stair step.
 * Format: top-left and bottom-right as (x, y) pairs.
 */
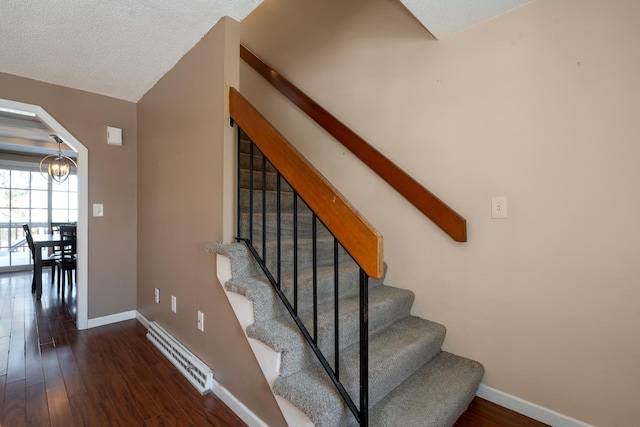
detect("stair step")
(367, 351), (484, 427)
(276, 260), (385, 312)
(239, 151), (278, 172)
(240, 168), (282, 192)
(273, 316), (446, 427)
(239, 212), (333, 240)
(239, 188), (297, 214)
(248, 285), (414, 376)
(225, 261), (386, 323)
(249, 236), (355, 275)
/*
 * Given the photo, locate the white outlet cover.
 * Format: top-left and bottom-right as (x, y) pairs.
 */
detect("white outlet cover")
(197, 311), (204, 331)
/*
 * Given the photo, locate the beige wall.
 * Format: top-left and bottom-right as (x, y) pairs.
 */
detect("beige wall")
(0, 72), (138, 319)
(240, 0), (640, 425)
(136, 17), (286, 427)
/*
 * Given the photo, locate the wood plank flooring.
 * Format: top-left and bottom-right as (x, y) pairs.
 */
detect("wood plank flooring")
(0, 271), (245, 426)
(0, 270), (548, 426)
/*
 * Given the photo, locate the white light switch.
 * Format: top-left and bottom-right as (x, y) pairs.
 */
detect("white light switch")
(93, 203), (104, 217)
(491, 197), (507, 219)
(171, 295), (177, 313)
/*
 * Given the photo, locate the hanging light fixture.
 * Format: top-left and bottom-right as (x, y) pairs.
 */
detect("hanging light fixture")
(39, 135), (77, 184)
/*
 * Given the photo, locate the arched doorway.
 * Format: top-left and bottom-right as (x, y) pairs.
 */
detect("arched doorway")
(0, 98), (88, 329)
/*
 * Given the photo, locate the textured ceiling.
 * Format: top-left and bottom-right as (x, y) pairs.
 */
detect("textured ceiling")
(0, 0), (530, 104)
(0, 0), (262, 103)
(401, 0), (531, 39)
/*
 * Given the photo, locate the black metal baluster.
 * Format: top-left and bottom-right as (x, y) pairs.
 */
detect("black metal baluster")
(312, 213), (318, 344)
(276, 172), (281, 288)
(248, 142), (254, 245)
(261, 153), (267, 262)
(236, 127), (241, 238)
(293, 193), (298, 314)
(360, 268), (369, 426)
(334, 238), (339, 379)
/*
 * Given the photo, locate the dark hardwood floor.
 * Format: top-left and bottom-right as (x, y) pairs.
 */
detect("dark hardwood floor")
(0, 270), (548, 426)
(0, 271), (245, 426)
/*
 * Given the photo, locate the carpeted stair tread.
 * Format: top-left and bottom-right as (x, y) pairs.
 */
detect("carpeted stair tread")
(225, 260), (386, 321)
(240, 169), (284, 192)
(221, 259), (386, 323)
(239, 212), (333, 240)
(367, 351), (485, 427)
(239, 151), (279, 172)
(247, 285), (415, 376)
(239, 188), (297, 213)
(273, 316), (446, 427)
(205, 242), (263, 279)
(276, 261), (385, 311)
(224, 275), (285, 322)
(254, 236), (357, 274)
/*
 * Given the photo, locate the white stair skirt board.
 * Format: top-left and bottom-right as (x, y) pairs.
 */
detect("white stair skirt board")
(275, 396), (315, 427)
(216, 253), (314, 427)
(212, 381), (270, 427)
(87, 310), (137, 329)
(146, 321), (214, 395)
(248, 336), (281, 386)
(477, 384), (594, 427)
(227, 291), (255, 330)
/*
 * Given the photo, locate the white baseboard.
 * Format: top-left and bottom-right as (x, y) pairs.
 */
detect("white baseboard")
(87, 310), (137, 329)
(135, 311), (150, 328)
(210, 375), (269, 427)
(477, 384), (593, 427)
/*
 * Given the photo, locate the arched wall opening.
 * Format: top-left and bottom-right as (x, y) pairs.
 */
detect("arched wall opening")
(0, 98), (88, 329)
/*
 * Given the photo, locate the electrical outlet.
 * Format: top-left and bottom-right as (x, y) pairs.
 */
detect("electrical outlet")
(154, 288), (160, 304)
(197, 311), (204, 332)
(171, 295), (177, 313)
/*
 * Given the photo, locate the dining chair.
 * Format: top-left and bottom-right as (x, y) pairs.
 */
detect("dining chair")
(50, 222), (68, 256)
(22, 224), (58, 293)
(56, 225), (77, 296)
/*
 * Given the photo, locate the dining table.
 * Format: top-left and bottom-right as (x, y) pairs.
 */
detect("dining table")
(31, 233), (65, 300)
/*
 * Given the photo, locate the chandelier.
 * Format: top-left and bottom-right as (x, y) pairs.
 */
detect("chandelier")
(39, 135), (77, 184)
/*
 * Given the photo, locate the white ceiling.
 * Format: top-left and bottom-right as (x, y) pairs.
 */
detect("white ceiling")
(0, 0), (530, 105)
(401, 0), (532, 40)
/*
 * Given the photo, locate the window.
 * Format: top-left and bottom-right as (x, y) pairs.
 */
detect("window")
(0, 163), (77, 270)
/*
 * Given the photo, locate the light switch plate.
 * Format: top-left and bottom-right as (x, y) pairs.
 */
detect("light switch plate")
(491, 197), (507, 219)
(171, 295), (177, 313)
(93, 203), (104, 217)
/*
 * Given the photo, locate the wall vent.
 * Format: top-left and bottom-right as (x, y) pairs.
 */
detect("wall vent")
(146, 321), (214, 394)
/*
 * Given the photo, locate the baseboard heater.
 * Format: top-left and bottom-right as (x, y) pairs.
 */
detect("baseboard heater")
(146, 321), (214, 394)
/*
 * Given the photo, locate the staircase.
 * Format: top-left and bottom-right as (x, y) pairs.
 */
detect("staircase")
(206, 131), (484, 426)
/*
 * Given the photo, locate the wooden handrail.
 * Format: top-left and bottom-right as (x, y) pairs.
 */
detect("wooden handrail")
(240, 44), (467, 242)
(230, 88), (384, 279)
